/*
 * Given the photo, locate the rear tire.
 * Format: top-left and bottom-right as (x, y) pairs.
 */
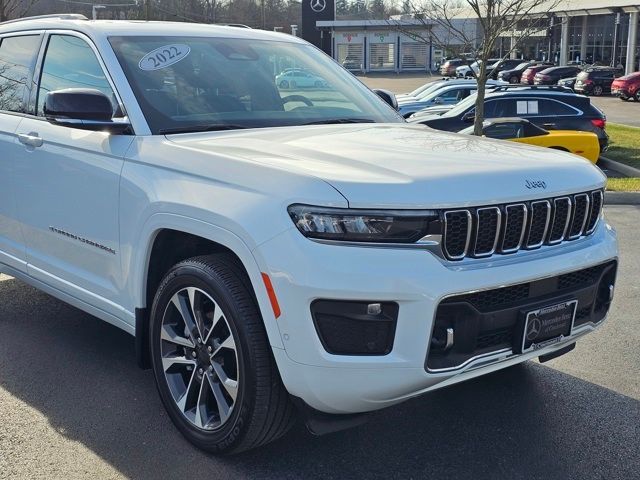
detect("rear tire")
(149, 254), (295, 454)
(592, 85), (603, 96)
(509, 76), (519, 84)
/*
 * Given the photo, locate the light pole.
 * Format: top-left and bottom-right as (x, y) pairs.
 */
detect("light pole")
(92, 4), (106, 20)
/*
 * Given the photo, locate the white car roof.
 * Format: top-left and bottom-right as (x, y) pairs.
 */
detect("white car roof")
(0, 16), (305, 45)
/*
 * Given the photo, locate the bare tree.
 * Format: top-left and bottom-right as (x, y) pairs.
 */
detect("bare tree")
(0, 0), (40, 22)
(392, 0), (561, 135)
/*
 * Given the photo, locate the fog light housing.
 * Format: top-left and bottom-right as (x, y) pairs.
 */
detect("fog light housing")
(311, 300), (399, 355)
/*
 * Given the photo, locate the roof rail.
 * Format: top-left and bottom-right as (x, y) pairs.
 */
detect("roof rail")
(0, 13), (88, 26)
(491, 84), (573, 93)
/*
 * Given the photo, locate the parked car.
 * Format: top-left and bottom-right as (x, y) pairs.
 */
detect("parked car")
(534, 66), (583, 85)
(0, 15), (618, 455)
(398, 83), (481, 117)
(521, 64), (555, 84)
(498, 61), (554, 84)
(459, 118), (600, 163)
(276, 69), (327, 89)
(397, 77), (468, 101)
(456, 59), (500, 78)
(558, 76), (577, 91)
(610, 71), (640, 101)
(439, 58), (465, 76)
(409, 86), (609, 152)
(398, 80), (502, 117)
(574, 66), (623, 96)
(486, 59), (525, 79)
(342, 55), (361, 70)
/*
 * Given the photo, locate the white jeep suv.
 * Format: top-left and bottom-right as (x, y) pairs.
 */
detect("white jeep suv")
(0, 15), (618, 454)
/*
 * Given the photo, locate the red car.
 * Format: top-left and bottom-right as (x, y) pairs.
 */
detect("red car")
(521, 64), (554, 84)
(611, 72), (640, 101)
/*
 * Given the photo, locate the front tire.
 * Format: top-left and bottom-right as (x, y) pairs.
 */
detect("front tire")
(509, 75), (519, 84)
(635, 90), (640, 102)
(149, 254), (295, 454)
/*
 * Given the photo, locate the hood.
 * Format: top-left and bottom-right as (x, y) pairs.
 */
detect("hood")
(166, 124), (605, 209)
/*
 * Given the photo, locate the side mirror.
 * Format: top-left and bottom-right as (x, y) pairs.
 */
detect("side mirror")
(373, 88), (398, 111)
(44, 88), (130, 134)
(462, 111), (475, 122)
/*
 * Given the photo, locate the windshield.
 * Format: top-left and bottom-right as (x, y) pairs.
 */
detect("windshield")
(515, 62), (530, 70)
(414, 81), (449, 99)
(408, 82), (434, 97)
(109, 36), (402, 134)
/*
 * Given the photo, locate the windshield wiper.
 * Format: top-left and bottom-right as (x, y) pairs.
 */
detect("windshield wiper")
(302, 118), (376, 125)
(160, 124), (249, 134)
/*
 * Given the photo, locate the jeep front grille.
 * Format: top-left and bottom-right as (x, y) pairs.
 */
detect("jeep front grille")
(441, 190), (603, 261)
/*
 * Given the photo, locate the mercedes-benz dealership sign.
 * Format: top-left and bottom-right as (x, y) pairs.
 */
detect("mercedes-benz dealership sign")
(301, 0), (334, 54)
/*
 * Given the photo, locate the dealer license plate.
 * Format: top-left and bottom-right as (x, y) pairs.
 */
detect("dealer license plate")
(518, 300), (577, 354)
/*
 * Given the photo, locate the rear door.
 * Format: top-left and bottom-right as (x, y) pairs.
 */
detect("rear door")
(13, 31), (133, 309)
(0, 33), (43, 272)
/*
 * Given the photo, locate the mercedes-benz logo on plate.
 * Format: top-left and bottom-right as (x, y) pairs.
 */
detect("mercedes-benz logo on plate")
(310, 0), (326, 12)
(526, 316), (542, 341)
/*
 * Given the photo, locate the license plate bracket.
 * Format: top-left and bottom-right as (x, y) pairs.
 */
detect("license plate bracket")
(514, 300), (577, 354)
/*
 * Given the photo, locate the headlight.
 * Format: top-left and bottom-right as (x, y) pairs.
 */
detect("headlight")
(288, 204), (440, 243)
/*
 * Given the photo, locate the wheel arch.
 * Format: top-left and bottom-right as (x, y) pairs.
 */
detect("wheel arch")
(133, 214), (285, 368)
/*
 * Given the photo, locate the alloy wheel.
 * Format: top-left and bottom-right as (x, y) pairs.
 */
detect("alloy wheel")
(593, 85), (603, 96)
(160, 287), (239, 431)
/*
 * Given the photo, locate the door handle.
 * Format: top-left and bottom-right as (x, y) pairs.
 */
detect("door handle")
(18, 133), (44, 148)
(543, 123), (556, 129)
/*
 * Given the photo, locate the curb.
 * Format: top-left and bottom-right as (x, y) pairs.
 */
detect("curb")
(604, 191), (640, 205)
(598, 156), (640, 178)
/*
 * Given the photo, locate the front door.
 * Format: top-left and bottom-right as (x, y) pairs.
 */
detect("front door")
(13, 32), (133, 309)
(0, 34), (43, 272)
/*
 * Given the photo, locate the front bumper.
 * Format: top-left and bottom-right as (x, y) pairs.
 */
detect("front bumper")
(254, 220), (618, 414)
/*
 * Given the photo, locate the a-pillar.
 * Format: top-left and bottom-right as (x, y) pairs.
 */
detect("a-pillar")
(559, 16), (569, 65)
(626, 11), (638, 74)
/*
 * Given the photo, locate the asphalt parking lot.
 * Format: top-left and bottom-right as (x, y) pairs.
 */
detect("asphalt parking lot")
(0, 205), (638, 480)
(357, 73), (640, 128)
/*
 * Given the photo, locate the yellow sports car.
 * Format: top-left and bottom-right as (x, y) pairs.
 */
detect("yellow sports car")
(459, 118), (601, 163)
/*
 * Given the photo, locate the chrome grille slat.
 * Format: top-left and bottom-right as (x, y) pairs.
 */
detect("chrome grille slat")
(525, 200), (551, 249)
(474, 207), (501, 257)
(568, 193), (590, 239)
(443, 210), (472, 260)
(548, 197), (572, 244)
(501, 204), (527, 253)
(585, 190), (603, 234)
(441, 190), (603, 261)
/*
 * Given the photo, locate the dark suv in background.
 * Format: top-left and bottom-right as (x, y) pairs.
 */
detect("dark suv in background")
(486, 59), (524, 79)
(408, 86), (609, 152)
(440, 59), (465, 76)
(574, 66), (623, 96)
(498, 61), (553, 83)
(534, 66), (583, 85)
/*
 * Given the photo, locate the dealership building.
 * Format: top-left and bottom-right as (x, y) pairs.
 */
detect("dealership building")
(302, 1), (640, 75)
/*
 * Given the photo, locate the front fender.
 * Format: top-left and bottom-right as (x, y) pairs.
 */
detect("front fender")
(128, 212), (285, 350)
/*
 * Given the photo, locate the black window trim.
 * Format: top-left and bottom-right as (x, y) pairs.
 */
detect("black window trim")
(0, 30), (44, 116)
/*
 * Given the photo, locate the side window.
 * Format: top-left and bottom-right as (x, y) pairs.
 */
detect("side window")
(0, 35), (42, 113)
(440, 89), (460, 99)
(538, 99), (577, 116)
(484, 123), (523, 140)
(492, 99), (517, 117)
(483, 100), (496, 118)
(37, 35), (116, 116)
